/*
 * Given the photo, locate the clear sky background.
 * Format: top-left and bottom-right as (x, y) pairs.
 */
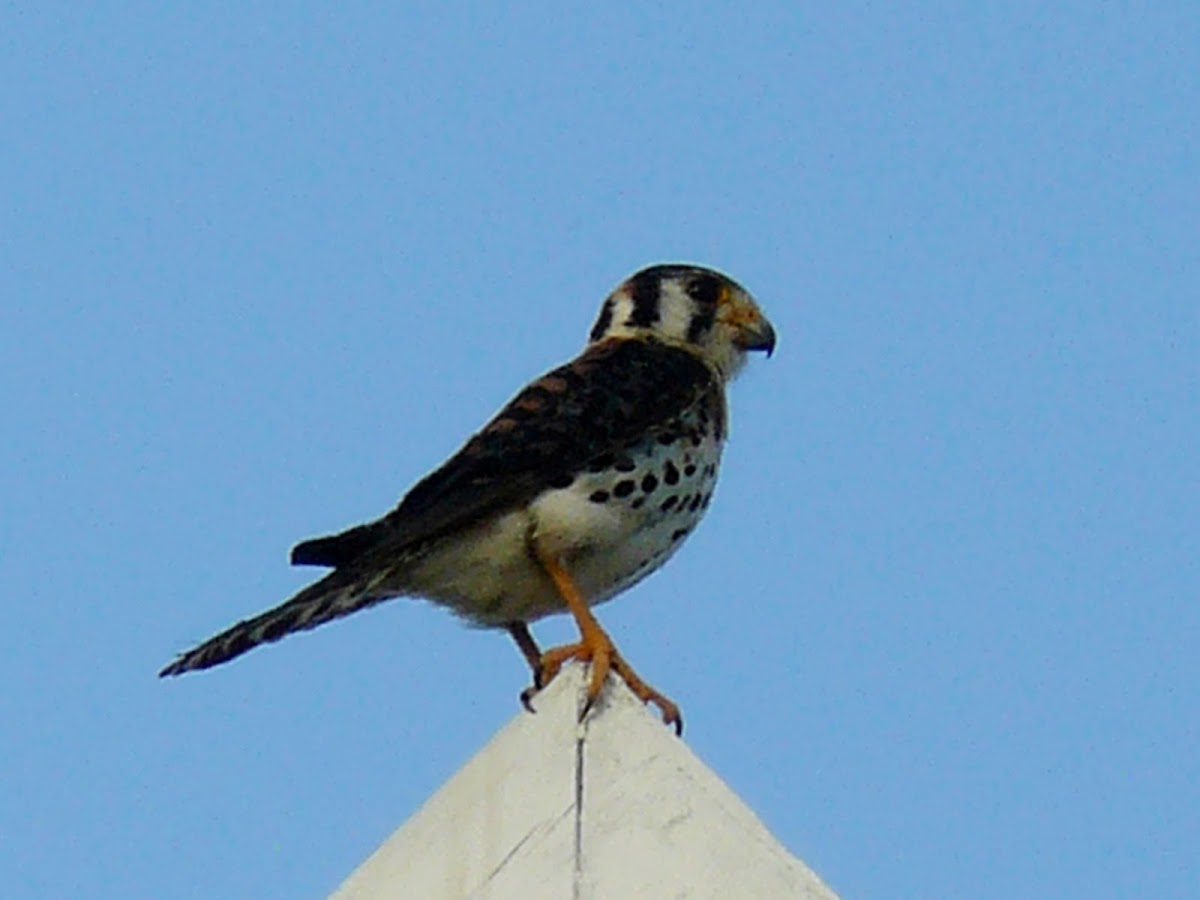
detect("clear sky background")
(3, 5), (1196, 898)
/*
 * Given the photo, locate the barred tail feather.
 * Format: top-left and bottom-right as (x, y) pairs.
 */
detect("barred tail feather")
(158, 570), (392, 677)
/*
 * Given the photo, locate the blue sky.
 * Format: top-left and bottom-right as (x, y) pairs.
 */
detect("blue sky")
(2, 4), (1196, 897)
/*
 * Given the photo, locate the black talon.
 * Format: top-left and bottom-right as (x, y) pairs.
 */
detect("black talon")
(520, 685), (538, 714)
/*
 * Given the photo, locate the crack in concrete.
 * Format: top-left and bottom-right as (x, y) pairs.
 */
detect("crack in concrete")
(473, 802), (575, 893)
(573, 723), (585, 900)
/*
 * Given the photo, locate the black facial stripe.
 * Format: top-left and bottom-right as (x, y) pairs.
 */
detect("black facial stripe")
(685, 274), (722, 342)
(626, 271), (661, 328)
(686, 303), (717, 343)
(589, 298), (615, 341)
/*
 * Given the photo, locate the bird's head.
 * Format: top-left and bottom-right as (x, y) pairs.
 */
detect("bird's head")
(588, 264), (776, 380)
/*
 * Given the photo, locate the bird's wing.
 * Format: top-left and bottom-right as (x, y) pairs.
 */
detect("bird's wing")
(291, 337), (721, 569)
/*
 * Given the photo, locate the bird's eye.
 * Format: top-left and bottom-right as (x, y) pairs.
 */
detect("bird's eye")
(686, 276), (722, 307)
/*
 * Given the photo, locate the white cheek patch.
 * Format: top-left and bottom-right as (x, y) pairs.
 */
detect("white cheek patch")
(655, 282), (696, 343)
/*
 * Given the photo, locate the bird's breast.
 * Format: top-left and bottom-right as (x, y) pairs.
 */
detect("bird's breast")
(531, 412), (725, 604)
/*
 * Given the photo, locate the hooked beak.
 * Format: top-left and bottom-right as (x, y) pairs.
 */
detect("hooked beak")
(738, 317), (777, 358)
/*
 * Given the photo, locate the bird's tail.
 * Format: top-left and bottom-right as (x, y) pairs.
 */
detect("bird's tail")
(159, 569), (391, 677)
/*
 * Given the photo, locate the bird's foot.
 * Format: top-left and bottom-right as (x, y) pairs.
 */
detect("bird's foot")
(518, 639), (599, 712)
(610, 652), (683, 735)
(520, 634), (682, 735)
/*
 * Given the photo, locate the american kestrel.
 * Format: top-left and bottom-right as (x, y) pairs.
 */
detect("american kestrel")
(161, 264), (775, 733)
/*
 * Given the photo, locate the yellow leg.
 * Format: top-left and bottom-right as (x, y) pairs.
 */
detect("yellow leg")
(530, 549), (683, 734)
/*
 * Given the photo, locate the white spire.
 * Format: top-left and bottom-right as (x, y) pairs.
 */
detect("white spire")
(331, 665), (838, 899)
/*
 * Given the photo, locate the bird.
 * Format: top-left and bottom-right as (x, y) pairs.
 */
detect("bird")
(160, 263), (776, 733)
